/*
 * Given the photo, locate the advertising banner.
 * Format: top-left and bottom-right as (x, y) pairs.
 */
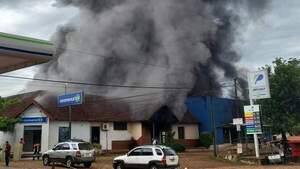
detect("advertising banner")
(248, 70), (271, 99)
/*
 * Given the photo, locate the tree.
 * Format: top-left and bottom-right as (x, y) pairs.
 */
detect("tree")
(259, 58), (300, 136)
(0, 98), (20, 132)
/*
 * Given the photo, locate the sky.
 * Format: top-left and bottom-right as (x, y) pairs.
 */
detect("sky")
(0, 0), (299, 97)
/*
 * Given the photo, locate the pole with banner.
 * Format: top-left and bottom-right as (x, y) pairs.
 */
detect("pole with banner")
(58, 90), (84, 140)
(247, 69), (271, 159)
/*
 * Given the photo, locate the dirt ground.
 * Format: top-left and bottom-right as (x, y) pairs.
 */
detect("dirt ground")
(0, 152), (300, 169)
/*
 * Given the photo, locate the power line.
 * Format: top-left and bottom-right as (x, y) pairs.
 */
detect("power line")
(0, 74), (191, 90)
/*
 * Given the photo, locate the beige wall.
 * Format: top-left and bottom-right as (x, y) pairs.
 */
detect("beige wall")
(172, 124), (199, 140)
(128, 122), (142, 140)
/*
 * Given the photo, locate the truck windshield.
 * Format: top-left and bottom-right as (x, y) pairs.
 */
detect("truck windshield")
(78, 143), (93, 150)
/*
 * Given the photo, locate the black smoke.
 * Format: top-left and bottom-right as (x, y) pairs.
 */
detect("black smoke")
(29, 0), (268, 118)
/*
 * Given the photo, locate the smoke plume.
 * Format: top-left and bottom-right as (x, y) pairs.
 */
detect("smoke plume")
(29, 0), (268, 118)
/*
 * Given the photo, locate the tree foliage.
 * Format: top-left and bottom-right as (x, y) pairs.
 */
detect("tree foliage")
(259, 58), (300, 135)
(0, 98), (20, 132)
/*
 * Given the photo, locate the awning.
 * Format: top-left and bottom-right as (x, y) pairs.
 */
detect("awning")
(0, 32), (54, 73)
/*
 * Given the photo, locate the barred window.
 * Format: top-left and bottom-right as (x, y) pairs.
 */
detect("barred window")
(113, 122), (127, 130)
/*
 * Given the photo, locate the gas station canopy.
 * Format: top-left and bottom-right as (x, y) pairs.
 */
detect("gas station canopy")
(0, 32), (54, 73)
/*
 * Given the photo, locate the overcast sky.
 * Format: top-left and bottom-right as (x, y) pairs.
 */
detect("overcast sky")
(0, 0), (299, 96)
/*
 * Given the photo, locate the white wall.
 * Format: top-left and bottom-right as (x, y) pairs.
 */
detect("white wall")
(49, 121), (92, 149)
(49, 122), (132, 150)
(172, 124), (199, 140)
(0, 131), (14, 149)
(15, 105), (49, 152)
(100, 122), (132, 150)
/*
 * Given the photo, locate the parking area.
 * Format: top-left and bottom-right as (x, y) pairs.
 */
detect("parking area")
(1, 151), (300, 169)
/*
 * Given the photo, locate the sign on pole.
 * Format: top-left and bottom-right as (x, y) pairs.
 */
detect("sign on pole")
(58, 91), (84, 107)
(233, 118), (243, 125)
(248, 70), (271, 99)
(244, 105), (262, 135)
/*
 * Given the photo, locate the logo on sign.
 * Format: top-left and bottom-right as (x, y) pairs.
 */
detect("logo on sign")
(254, 74), (264, 84)
(58, 91), (84, 107)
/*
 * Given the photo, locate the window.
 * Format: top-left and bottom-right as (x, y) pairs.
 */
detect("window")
(113, 122), (127, 130)
(128, 148), (142, 156)
(53, 144), (62, 150)
(163, 148), (176, 156)
(78, 143), (93, 150)
(155, 149), (163, 156)
(142, 148), (153, 156)
(178, 127), (185, 139)
(61, 143), (70, 150)
(71, 144), (78, 150)
(59, 127), (70, 142)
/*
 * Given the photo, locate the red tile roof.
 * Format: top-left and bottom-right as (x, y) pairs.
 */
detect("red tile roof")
(1, 90), (198, 124)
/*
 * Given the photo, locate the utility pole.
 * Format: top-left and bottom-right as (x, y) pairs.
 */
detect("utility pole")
(210, 96), (217, 157)
(234, 78), (242, 147)
(65, 83), (72, 140)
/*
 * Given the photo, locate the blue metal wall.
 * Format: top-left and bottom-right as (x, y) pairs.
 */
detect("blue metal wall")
(186, 96), (235, 144)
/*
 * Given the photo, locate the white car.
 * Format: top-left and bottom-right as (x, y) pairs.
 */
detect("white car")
(113, 145), (179, 169)
(42, 140), (96, 168)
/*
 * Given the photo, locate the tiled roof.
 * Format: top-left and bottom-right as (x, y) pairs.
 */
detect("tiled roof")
(1, 90), (198, 124)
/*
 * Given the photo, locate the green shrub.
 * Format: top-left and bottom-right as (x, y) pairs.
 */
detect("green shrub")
(93, 143), (102, 149)
(168, 143), (186, 152)
(199, 132), (212, 148)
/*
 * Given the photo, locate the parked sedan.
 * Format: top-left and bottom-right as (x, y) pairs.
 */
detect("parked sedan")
(42, 140), (96, 168)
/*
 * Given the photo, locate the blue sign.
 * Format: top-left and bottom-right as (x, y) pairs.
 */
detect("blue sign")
(58, 91), (84, 107)
(21, 117), (47, 124)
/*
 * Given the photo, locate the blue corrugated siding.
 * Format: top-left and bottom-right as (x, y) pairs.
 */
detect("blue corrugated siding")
(186, 96), (235, 144)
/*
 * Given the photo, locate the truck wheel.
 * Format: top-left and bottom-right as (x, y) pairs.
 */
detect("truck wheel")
(42, 155), (50, 166)
(84, 162), (92, 168)
(65, 157), (73, 168)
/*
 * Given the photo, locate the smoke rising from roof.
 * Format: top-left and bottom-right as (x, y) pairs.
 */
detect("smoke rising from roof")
(28, 0), (268, 118)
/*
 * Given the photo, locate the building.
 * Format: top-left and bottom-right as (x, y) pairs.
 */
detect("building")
(0, 91), (199, 153)
(0, 32), (54, 73)
(186, 96), (242, 144)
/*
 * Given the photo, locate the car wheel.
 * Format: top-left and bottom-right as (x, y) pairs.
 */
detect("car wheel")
(84, 162), (92, 168)
(65, 157), (73, 168)
(42, 155), (50, 166)
(149, 164), (158, 169)
(115, 162), (124, 169)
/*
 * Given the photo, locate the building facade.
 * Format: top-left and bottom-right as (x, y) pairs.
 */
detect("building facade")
(0, 91), (199, 153)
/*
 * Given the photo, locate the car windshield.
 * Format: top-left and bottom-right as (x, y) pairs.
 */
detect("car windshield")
(163, 148), (176, 156)
(78, 143), (93, 150)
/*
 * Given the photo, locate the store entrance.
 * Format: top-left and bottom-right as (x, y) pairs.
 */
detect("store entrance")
(23, 126), (42, 152)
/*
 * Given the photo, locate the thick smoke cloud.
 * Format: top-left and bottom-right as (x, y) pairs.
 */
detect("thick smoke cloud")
(29, 0), (268, 119)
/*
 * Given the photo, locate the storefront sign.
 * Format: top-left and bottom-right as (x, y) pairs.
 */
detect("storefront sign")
(21, 117), (47, 124)
(58, 91), (84, 107)
(248, 70), (271, 99)
(244, 105), (262, 134)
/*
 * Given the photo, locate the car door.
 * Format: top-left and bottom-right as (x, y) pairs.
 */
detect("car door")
(140, 148), (155, 168)
(57, 143), (72, 161)
(124, 148), (142, 168)
(49, 144), (63, 161)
